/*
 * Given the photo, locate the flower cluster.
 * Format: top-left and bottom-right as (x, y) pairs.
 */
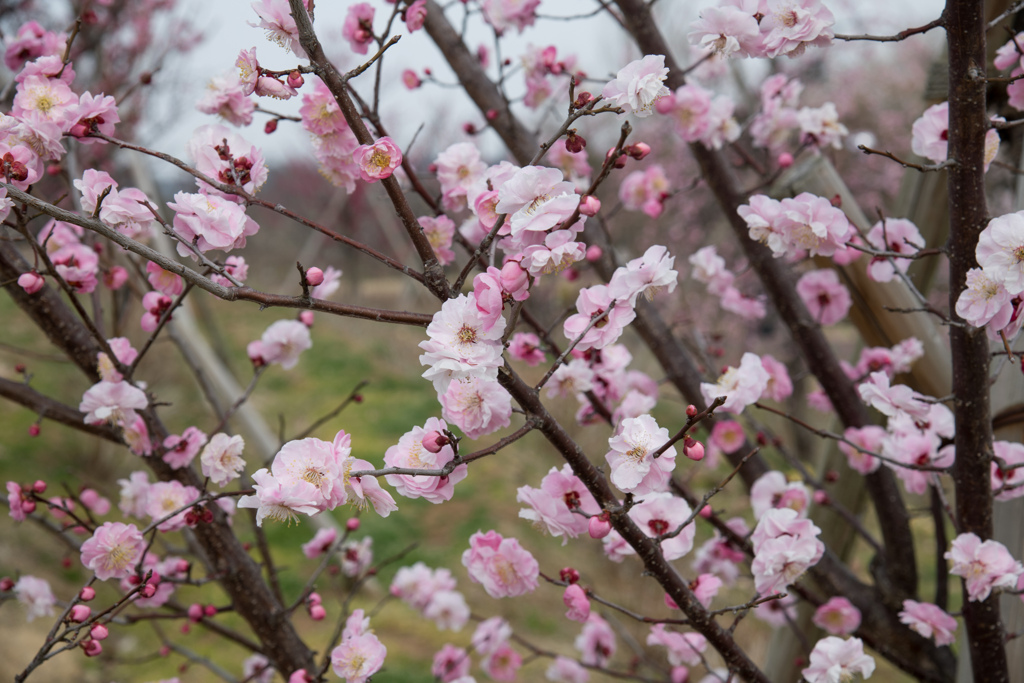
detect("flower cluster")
(738, 192), (854, 259)
(688, 0), (835, 60)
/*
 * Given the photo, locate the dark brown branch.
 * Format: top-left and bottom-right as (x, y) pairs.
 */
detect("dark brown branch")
(835, 13), (945, 41)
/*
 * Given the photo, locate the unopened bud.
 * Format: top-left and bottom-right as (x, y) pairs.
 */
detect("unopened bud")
(309, 604), (326, 621)
(305, 267), (324, 286)
(685, 404), (698, 418)
(664, 592), (680, 609)
(140, 583), (157, 598)
(486, 109), (498, 121)
(188, 603), (203, 622)
(422, 430), (449, 453)
(82, 639), (103, 657)
(0, 577), (14, 591)
(698, 505), (712, 519)
(627, 142), (651, 160)
(824, 470), (839, 483)
(33, 480), (47, 493)
(264, 119), (278, 134)
(588, 514), (611, 539)
(559, 567), (580, 584)
(585, 245), (603, 262)
(346, 517), (360, 531)
(579, 196), (601, 217)
(69, 605), (91, 622)
(204, 605), (217, 617)
(308, 591), (322, 606)
(777, 152), (794, 168)
(299, 311), (315, 327)
(573, 92), (593, 109)
(813, 490), (829, 505)
(80, 586), (96, 601)
(683, 437), (705, 462)
(28, 423), (40, 437)
(287, 71), (304, 89)
(565, 130), (586, 154)
(90, 624), (109, 640)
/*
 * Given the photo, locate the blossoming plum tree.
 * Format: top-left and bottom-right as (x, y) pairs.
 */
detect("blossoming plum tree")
(1, 0), (1024, 682)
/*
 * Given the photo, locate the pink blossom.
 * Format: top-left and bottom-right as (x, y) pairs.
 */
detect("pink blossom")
(196, 73), (255, 127)
(80, 380), (148, 425)
(751, 508), (824, 594)
(797, 102), (847, 149)
(117, 471), (151, 519)
(802, 637), (875, 683)
(480, 0), (541, 34)
(508, 332), (546, 365)
(911, 101), (948, 164)
(391, 562), (457, 610)
(13, 76), (76, 125)
(343, 3), (376, 54)
(424, 590), (470, 631)
(385, 417), (467, 503)
(345, 458), (399, 519)
(66, 92), (120, 142)
(691, 573), (722, 608)
(13, 575), (56, 622)
(857, 371), (931, 421)
(618, 165), (671, 218)
(977, 210), (1024, 295)
(956, 268), (1014, 329)
(760, 0), (835, 59)
(145, 481), (202, 532)
(433, 644), (471, 682)
(250, 0), (306, 57)
(689, 245), (734, 294)
(302, 527), (338, 559)
(461, 529), (539, 598)
(17, 271), (43, 294)
(759, 354), (793, 401)
(661, 84), (713, 142)
(405, 0), (428, 31)
(419, 294), (505, 393)
(0, 142), (43, 190)
(421, 215), (457, 265)
(865, 218), (923, 283)
(796, 268), (851, 326)
(440, 376), (512, 440)
(496, 165), (580, 235)
(331, 630), (386, 683)
(945, 532), (1024, 602)
(738, 195), (787, 255)
(991, 440), (1024, 501)
(187, 125), (268, 198)
(471, 268), (504, 327)
(563, 583), (591, 622)
(4, 21), (65, 71)
(883, 432), (951, 495)
(605, 414), (677, 494)
(472, 616), (512, 655)
(199, 433), (246, 487)
(700, 352), (770, 414)
(520, 230), (587, 276)
(709, 420), (745, 454)
(354, 136), (401, 182)
(996, 33), (1024, 70)
(647, 625), (707, 667)
(899, 600), (957, 646)
(750, 471), (810, 519)
(629, 492), (694, 560)
(838, 426), (884, 475)
(546, 656), (590, 683)
(482, 642), (522, 681)
(602, 55), (670, 118)
(609, 245), (678, 304)
(688, 6), (760, 57)
(812, 597), (862, 636)
(167, 191), (259, 257)
(517, 464), (601, 543)
(775, 192), (852, 258)
(81, 522), (145, 580)
(563, 284), (636, 351)
(258, 319), (312, 370)
(574, 613), (616, 666)
(339, 537), (373, 577)
(435, 142), (487, 211)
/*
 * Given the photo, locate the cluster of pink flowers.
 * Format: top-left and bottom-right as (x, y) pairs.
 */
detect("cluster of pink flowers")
(517, 464), (602, 543)
(167, 190), (260, 259)
(750, 471), (810, 519)
(656, 83), (741, 150)
(955, 210), (1024, 339)
(618, 164), (671, 218)
(480, 0), (541, 35)
(521, 44), (581, 110)
(688, 245), (768, 320)
(738, 192), (854, 259)
(911, 101), (1000, 169)
(602, 55), (671, 118)
(390, 562), (470, 631)
(462, 530), (539, 598)
(688, 0), (835, 60)
(238, 429), (396, 526)
(186, 124), (268, 198)
(300, 78), (362, 191)
(76, 170), (156, 240)
(750, 507), (824, 594)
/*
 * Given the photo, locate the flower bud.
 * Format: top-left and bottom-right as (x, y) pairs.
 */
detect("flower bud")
(0, 577), (14, 591)
(90, 624), (109, 640)
(289, 670), (312, 683)
(305, 267), (324, 286)
(664, 592), (679, 610)
(500, 260), (529, 294)
(573, 91), (593, 109)
(33, 480), (47, 493)
(698, 505), (712, 519)
(140, 583), (157, 598)
(683, 437), (705, 462)
(777, 152), (794, 168)
(287, 71), (304, 89)
(685, 404), (698, 418)
(486, 109), (498, 121)
(104, 266), (129, 290)
(824, 470), (839, 483)
(627, 142), (651, 160)
(46, 163), (62, 176)
(17, 272), (44, 294)
(346, 517), (361, 531)
(308, 591), (322, 606)
(588, 514), (611, 539)
(565, 130), (586, 153)
(27, 424), (40, 438)
(82, 639), (102, 657)
(813, 490), (829, 505)
(559, 567), (580, 584)
(175, 559), (190, 574)
(204, 604), (217, 617)
(264, 119), (278, 134)
(422, 430), (449, 453)
(579, 196), (601, 217)
(69, 605), (91, 622)
(21, 499), (36, 513)
(187, 603), (203, 622)
(309, 604), (326, 621)
(299, 311), (315, 327)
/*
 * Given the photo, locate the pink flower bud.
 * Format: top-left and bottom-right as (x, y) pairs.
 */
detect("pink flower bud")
(402, 69), (421, 89)
(305, 267), (324, 286)
(180, 623), (190, 634)
(308, 591), (322, 606)
(565, 130), (586, 153)
(627, 142), (651, 160)
(562, 267), (579, 282)
(559, 567), (580, 584)
(82, 639), (102, 657)
(287, 71), (304, 89)
(79, 488), (100, 509)
(486, 109), (498, 120)
(309, 604), (326, 621)
(664, 592), (679, 609)
(683, 438), (705, 462)
(685, 405), (698, 417)
(204, 604), (217, 617)
(175, 559), (190, 574)
(264, 119), (278, 134)
(588, 514), (611, 539)
(140, 583), (156, 598)
(463, 122), (477, 135)
(0, 577), (13, 591)
(21, 499), (36, 513)
(299, 311), (315, 327)
(813, 490), (829, 505)
(17, 272), (44, 294)
(32, 480), (47, 493)
(346, 517), (360, 531)
(46, 163), (62, 176)
(289, 670), (312, 683)
(422, 430), (449, 453)
(160, 645), (171, 657)
(79, 586), (96, 601)
(187, 603), (203, 622)
(573, 92), (594, 109)
(698, 505), (712, 519)
(584, 245), (602, 262)
(579, 196), (601, 217)
(824, 470), (839, 483)
(777, 152), (794, 168)
(499, 260), (529, 294)
(27, 424), (40, 437)
(90, 624), (109, 640)
(69, 605), (91, 622)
